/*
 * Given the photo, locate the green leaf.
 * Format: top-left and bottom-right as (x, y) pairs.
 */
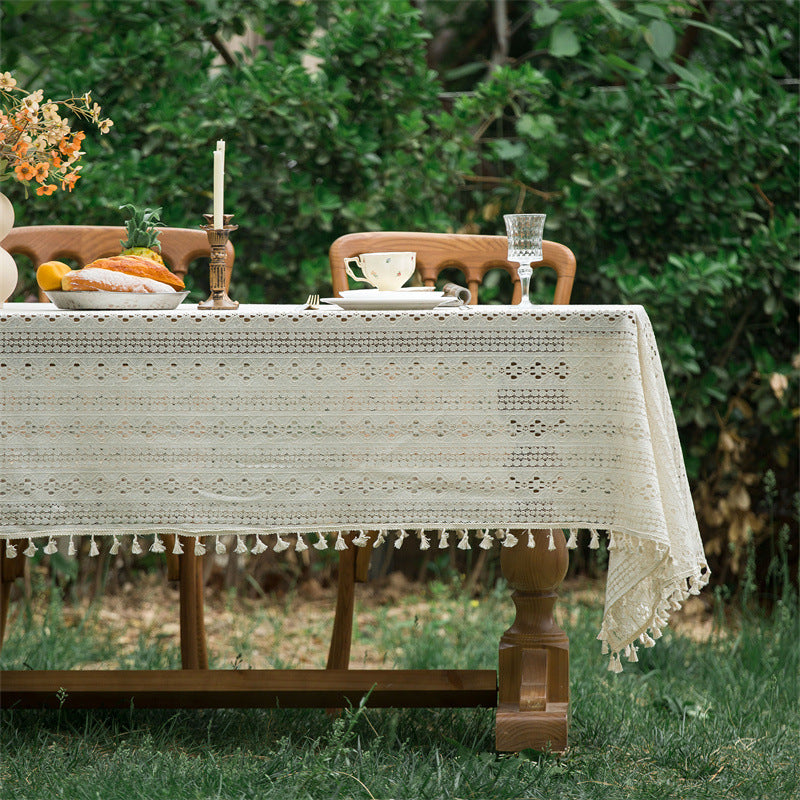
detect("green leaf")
(533, 6), (560, 27)
(647, 19), (676, 60)
(549, 23), (580, 57)
(604, 53), (645, 75)
(685, 18), (743, 48)
(635, 3), (666, 19)
(597, 0), (637, 29)
(492, 139), (527, 160)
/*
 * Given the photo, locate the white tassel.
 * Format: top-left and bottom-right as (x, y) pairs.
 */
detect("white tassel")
(640, 632), (655, 648)
(566, 529), (578, 549)
(273, 534), (290, 553)
(457, 529), (470, 550)
(172, 535), (184, 555)
(234, 535), (247, 554)
(479, 529), (493, 550)
(373, 531), (386, 548)
(194, 537), (206, 556)
(608, 653), (623, 673)
(251, 535), (268, 554)
(68, 535), (77, 556)
(334, 532), (348, 551)
(394, 530), (408, 549)
(215, 536), (227, 555)
(24, 539), (37, 558)
(110, 536), (120, 555)
(438, 529), (449, 549)
(5, 542), (17, 558)
(527, 530), (536, 548)
(131, 535), (142, 555)
(295, 533), (308, 552)
(352, 530), (370, 547)
(600, 639), (609, 655)
(589, 528), (600, 549)
(502, 530), (518, 548)
(419, 530), (430, 550)
(89, 536), (99, 557)
(651, 626), (663, 640)
(44, 537), (58, 555)
(150, 534), (166, 553)
(627, 644), (639, 663)
(313, 533), (328, 550)
(547, 530), (556, 551)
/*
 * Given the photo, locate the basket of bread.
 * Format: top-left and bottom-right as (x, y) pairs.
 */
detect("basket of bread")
(37, 255), (189, 310)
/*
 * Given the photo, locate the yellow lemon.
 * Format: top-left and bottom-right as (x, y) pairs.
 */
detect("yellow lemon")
(36, 261), (72, 291)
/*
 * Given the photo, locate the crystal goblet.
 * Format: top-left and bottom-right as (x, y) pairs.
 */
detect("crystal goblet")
(504, 213), (546, 306)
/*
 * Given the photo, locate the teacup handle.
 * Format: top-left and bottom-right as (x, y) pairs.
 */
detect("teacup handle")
(344, 256), (377, 287)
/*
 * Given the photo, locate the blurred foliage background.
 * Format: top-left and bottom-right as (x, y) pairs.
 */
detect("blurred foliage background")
(1, 0), (797, 595)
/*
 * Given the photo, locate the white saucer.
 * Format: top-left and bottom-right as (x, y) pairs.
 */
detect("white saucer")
(339, 287), (435, 296)
(322, 291), (461, 310)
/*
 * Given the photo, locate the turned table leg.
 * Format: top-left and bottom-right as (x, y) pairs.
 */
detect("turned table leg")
(495, 528), (569, 753)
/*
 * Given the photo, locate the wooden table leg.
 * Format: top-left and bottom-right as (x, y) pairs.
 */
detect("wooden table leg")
(0, 540), (25, 653)
(178, 543), (208, 670)
(495, 529), (569, 753)
(327, 535), (357, 670)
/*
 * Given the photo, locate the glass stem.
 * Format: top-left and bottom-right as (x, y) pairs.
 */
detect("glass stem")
(518, 263), (533, 306)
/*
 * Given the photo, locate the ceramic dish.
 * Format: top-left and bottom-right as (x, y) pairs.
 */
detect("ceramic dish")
(338, 287), (435, 296)
(322, 292), (461, 311)
(45, 290), (190, 311)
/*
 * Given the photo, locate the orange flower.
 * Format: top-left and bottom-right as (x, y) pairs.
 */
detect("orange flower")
(14, 161), (35, 181)
(61, 171), (80, 191)
(12, 138), (29, 157)
(32, 162), (49, 183)
(50, 153), (62, 168)
(36, 183), (56, 196)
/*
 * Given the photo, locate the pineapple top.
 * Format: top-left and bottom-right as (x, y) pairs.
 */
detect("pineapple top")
(119, 204), (163, 252)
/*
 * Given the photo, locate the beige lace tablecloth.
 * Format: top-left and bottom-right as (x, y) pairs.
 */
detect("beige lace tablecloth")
(0, 303), (708, 668)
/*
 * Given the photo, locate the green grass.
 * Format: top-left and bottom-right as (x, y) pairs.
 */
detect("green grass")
(1, 581), (798, 800)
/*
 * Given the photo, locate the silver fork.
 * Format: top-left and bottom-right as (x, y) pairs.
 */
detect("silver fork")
(303, 294), (320, 310)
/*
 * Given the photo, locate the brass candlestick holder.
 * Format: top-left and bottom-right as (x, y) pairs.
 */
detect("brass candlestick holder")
(198, 213), (238, 310)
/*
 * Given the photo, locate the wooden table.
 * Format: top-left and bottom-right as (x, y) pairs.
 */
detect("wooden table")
(0, 303), (708, 753)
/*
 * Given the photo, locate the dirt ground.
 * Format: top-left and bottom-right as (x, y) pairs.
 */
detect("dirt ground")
(14, 569), (717, 671)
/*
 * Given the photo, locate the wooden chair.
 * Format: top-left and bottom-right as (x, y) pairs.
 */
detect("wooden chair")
(329, 231), (575, 306)
(325, 231), (577, 672)
(2, 225), (234, 300)
(0, 224), (235, 670)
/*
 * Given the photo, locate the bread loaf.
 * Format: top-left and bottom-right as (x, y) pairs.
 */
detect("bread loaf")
(62, 268), (176, 293)
(83, 254), (185, 289)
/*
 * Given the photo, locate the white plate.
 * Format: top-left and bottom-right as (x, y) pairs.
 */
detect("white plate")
(338, 287), (435, 296)
(322, 292), (461, 310)
(45, 290), (190, 310)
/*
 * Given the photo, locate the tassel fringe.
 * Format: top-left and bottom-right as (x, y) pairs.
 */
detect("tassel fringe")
(566, 529), (578, 549)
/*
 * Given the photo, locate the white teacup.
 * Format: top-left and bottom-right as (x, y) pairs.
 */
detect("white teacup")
(344, 251), (416, 292)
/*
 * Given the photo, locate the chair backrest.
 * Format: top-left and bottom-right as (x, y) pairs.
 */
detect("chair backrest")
(2, 225), (234, 299)
(329, 231), (576, 304)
